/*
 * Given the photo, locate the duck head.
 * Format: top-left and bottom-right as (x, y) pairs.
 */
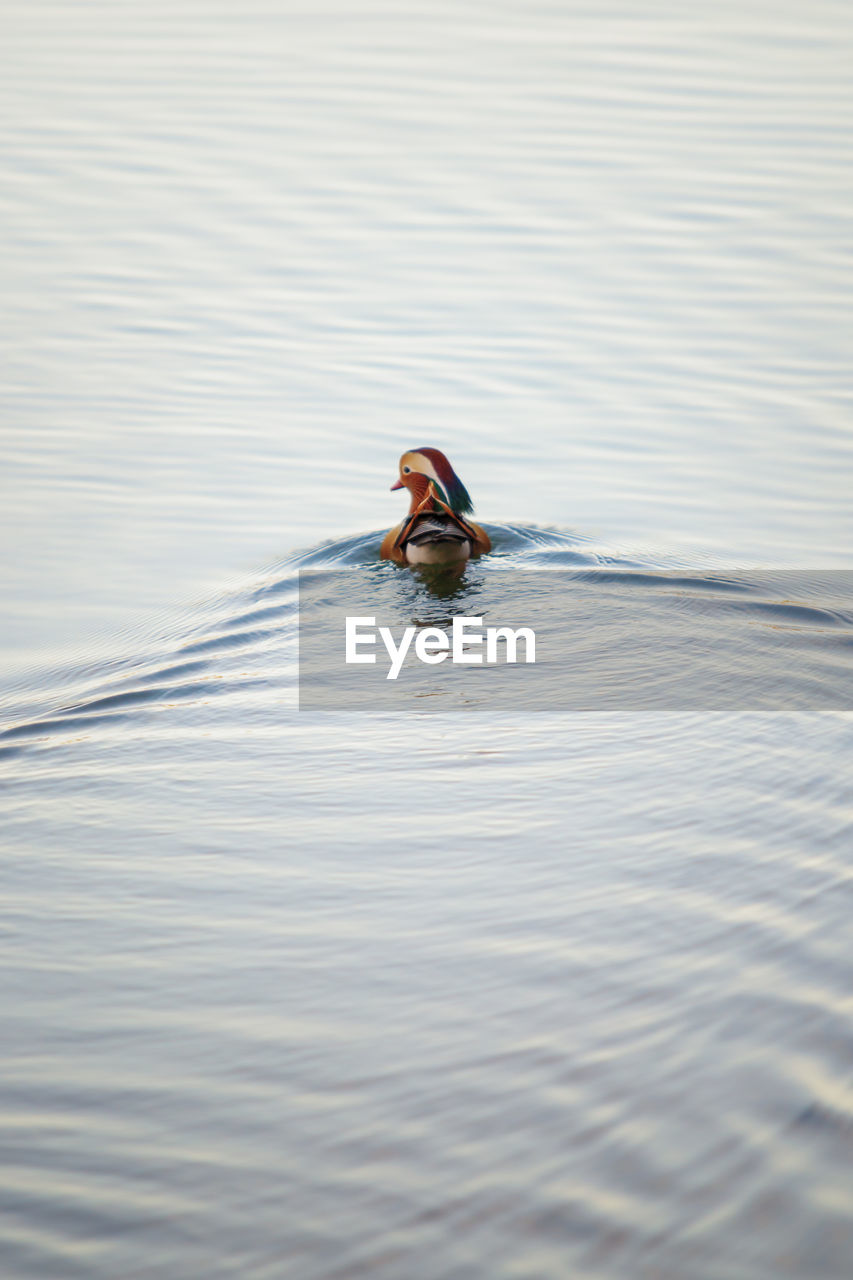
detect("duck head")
(390, 447), (474, 516)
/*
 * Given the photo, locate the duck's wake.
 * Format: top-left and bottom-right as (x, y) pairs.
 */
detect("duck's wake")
(3, 525), (852, 747)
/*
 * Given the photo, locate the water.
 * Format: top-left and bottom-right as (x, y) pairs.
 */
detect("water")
(2, 2), (853, 1277)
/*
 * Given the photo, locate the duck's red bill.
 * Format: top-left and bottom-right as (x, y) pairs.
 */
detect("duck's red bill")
(390, 479), (404, 490)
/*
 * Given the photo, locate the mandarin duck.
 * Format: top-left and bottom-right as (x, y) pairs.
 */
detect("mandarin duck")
(380, 448), (492, 566)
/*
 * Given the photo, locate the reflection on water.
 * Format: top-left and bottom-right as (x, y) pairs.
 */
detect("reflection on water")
(2, 1), (853, 1278)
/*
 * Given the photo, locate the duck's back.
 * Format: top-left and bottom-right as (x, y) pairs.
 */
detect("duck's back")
(380, 510), (490, 565)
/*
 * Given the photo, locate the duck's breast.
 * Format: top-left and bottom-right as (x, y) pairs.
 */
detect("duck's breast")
(405, 538), (471, 565)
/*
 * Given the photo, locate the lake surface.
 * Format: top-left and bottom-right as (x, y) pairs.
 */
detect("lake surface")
(2, 2), (852, 1277)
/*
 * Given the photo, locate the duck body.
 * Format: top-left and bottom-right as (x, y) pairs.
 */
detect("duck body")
(380, 448), (491, 566)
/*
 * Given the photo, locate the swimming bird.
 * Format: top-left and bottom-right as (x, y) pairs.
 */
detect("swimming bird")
(380, 448), (492, 566)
